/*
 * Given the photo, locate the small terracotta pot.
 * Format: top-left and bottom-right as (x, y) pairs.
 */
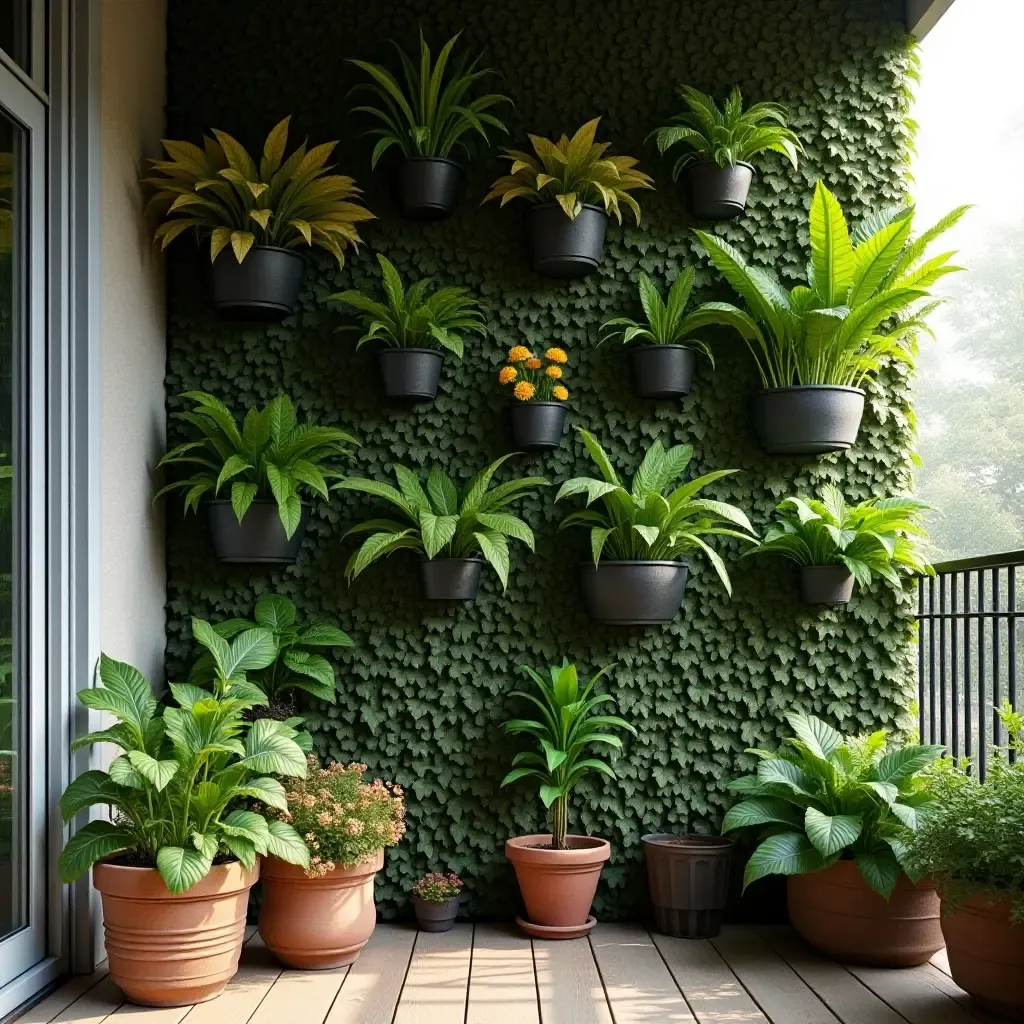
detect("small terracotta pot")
(258, 851), (383, 969)
(941, 894), (1024, 1019)
(93, 859), (258, 1007)
(787, 861), (942, 966)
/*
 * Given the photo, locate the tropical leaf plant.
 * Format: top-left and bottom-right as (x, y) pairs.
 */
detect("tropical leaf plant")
(156, 391), (358, 538)
(335, 455), (548, 590)
(694, 181), (969, 388)
(500, 659), (635, 850)
(141, 116), (374, 269)
(483, 118), (654, 224)
(722, 711), (944, 897)
(555, 428), (756, 595)
(58, 619), (310, 894)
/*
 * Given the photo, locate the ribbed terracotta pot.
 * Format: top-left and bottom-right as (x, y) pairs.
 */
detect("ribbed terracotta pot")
(941, 894), (1024, 1019)
(787, 861), (942, 966)
(93, 859), (258, 1007)
(258, 850), (383, 969)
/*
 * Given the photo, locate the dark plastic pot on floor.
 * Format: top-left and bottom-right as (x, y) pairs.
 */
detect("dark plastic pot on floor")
(800, 566), (855, 605)
(376, 349), (444, 401)
(509, 401), (567, 451)
(420, 558), (484, 601)
(629, 345), (697, 399)
(207, 499), (309, 564)
(682, 161), (754, 221)
(579, 561), (689, 625)
(751, 385), (865, 455)
(642, 834), (734, 939)
(526, 202), (608, 278)
(396, 158), (463, 220)
(210, 245), (304, 320)
(412, 894), (461, 933)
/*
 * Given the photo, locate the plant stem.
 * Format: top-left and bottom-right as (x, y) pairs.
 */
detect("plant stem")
(552, 795), (568, 850)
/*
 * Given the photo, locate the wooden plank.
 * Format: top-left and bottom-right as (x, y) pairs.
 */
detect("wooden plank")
(466, 923), (538, 1024)
(180, 934), (282, 1024)
(589, 924), (696, 1023)
(916, 964), (1006, 1024)
(929, 949), (952, 977)
(107, 1003), (191, 1022)
(392, 923), (472, 1024)
(847, 963), (989, 1024)
(16, 965), (110, 1024)
(49, 977), (124, 1024)
(652, 933), (768, 1024)
(325, 925), (417, 1024)
(244, 947), (349, 1024)
(533, 933), (612, 1024)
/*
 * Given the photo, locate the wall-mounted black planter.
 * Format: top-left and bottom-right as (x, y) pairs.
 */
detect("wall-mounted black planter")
(509, 401), (567, 451)
(207, 499), (309, 564)
(629, 345), (696, 399)
(800, 565), (855, 605)
(396, 158), (463, 220)
(683, 161), (754, 221)
(642, 834), (734, 939)
(751, 385), (865, 455)
(580, 561), (689, 625)
(412, 894), (460, 933)
(210, 245), (304, 320)
(526, 202), (608, 278)
(420, 558), (484, 601)
(377, 348), (444, 401)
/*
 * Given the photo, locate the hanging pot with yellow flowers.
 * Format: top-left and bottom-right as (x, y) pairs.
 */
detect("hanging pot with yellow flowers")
(499, 344), (571, 451)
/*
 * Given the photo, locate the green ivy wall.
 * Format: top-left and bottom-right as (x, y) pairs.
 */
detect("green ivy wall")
(164, 0), (919, 918)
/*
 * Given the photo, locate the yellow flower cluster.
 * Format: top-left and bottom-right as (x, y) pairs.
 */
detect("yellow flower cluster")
(498, 344), (571, 403)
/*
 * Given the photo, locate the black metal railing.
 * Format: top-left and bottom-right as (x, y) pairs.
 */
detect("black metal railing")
(917, 550), (1024, 779)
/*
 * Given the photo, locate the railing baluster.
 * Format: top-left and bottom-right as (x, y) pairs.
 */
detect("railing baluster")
(929, 574), (937, 746)
(1010, 566), (1018, 765)
(918, 578), (926, 745)
(979, 571), (987, 782)
(964, 569), (972, 762)
(994, 569), (1002, 751)
(951, 570), (959, 760)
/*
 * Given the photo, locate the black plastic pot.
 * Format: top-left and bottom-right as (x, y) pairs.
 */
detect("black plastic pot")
(412, 894), (460, 933)
(629, 345), (697, 399)
(510, 401), (568, 451)
(800, 565), (855, 605)
(396, 158), (463, 220)
(206, 499), (309, 564)
(210, 245), (304, 320)
(526, 202), (608, 278)
(682, 161), (754, 221)
(579, 561), (689, 625)
(642, 834), (735, 939)
(751, 385), (866, 456)
(420, 558), (484, 601)
(377, 348), (444, 401)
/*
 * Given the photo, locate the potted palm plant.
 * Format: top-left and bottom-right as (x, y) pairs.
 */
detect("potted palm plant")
(650, 85), (803, 220)
(58, 622), (309, 1006)
(330, 253), (486, 401)
(482, 118), (653, 278)
(555, 429), (755, 624)
(745, 485), (933, 605)
(157, 391), (357, 564)
(695, 181), (967, 454)
(337, 454), (547, 600)
(501, 659), (635, 939)
(498, 343), (571, 450)
(723, 711), (944, 966)
(349, 30), (510, 219)
(142, 116), (374, 319)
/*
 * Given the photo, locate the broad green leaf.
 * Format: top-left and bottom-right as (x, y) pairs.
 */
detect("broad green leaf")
(59, 771), (130, 821)
(126, 751), (179, 792)
(107, 755), (146, 790)
(854, 847), (900, 898)
(58, 820), (134, 883)
(756, 758), (815, 797)
(157, 846), (212, 894)
(721, 797), (801, 832)
(743, 831), (825, 890)
(804, 806), (862, 856)
(241, 719), (307, 776)
(785, 713), (843, 760)
(221, 808), (272, 853)
(266, 819), (310, 867)
(872, 745), (945, 782)
(234, 776), (288, 811)
(254, 594), (296, 631)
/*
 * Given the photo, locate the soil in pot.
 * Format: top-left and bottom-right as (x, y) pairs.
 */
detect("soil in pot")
(751, 385), (865, 456)
(376, 348), (444, 401)
(509, 401), (568, 451)
(396, 158), (462, 220)
(420, 558), (484, 601)
(210, 245), (304, 320)
(642, 834), (734, 939)
(629, 345), (697, 399)
(526, 202), (608, 278)
(800, 565), (855, 605)
(412, 894), (461, 933)
(787, 861), (943, 967)
(206, 499), (309, 564)
(580, 561), (689, 626)
(682, 161), (754, 221)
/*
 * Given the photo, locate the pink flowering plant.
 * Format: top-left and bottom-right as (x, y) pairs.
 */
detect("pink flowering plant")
(412, 872), (463, 903)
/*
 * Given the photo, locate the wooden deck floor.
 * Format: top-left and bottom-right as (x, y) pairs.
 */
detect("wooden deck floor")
(17, 923), (1002, 1024)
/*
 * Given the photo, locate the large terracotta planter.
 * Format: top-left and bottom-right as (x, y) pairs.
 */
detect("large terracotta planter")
(941, 894), (1024, 1019)
(787, 861), (942, 966)
(505, 833), (610, 939)
(258, 850), (383, 968)
(93, 859), (258, 1007)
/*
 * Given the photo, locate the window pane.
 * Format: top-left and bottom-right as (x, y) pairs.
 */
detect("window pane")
(0, 2), (30, 77)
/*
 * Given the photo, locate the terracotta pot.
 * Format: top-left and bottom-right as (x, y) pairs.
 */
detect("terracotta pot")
(941, 893), (1024, 1019)
(258, 850), (383, 968)
(93, 859), (258, 1007)
(787, 861), (942, 966)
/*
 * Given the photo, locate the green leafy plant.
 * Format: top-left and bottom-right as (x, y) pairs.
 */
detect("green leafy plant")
(483, 118), (654, 224)
(142, 116), (374, 268)
(500, 659), (635, 850)
(336, 455), (548, 590)
(650, 85), (803, 177)
(156, 391), (358, 538)
(694, 181), (969, 388)
(329, 253), (485, 359)
(58, 619), (310, 894)
(555, 428), (755, 594)
(348, 30), (510, 167)
(745, 484), (933, 590)
(722, 712), (943, 897)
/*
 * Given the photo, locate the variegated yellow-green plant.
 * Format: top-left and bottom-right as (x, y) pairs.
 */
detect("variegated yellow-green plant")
(142, 116), (374, 268)
(483, 118), (653, 223)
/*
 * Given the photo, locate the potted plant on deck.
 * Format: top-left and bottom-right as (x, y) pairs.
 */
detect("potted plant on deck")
(501, 659), (635, 939)
(722, 711), (944, 967)
(142, 116), (374, 319)
(555, 429), (755, 624)
(349, 30), (510, 219)
(482, 118), (653, 278)
(411, 872), (464, 932)
(498, 343), (571, 450)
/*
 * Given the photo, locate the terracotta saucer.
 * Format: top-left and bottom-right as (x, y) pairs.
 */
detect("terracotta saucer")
(515, 915), (597, 940)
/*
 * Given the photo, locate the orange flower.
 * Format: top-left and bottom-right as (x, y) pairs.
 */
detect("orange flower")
(552, 385), (569, 401)
(498, 366), (517, 384)
(513, 381), (536, 401)
(509, 345), (531, 362)
(545, 364), (563, 379)
(545, 347), (568, 364)
(525, 357), (542, 370)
